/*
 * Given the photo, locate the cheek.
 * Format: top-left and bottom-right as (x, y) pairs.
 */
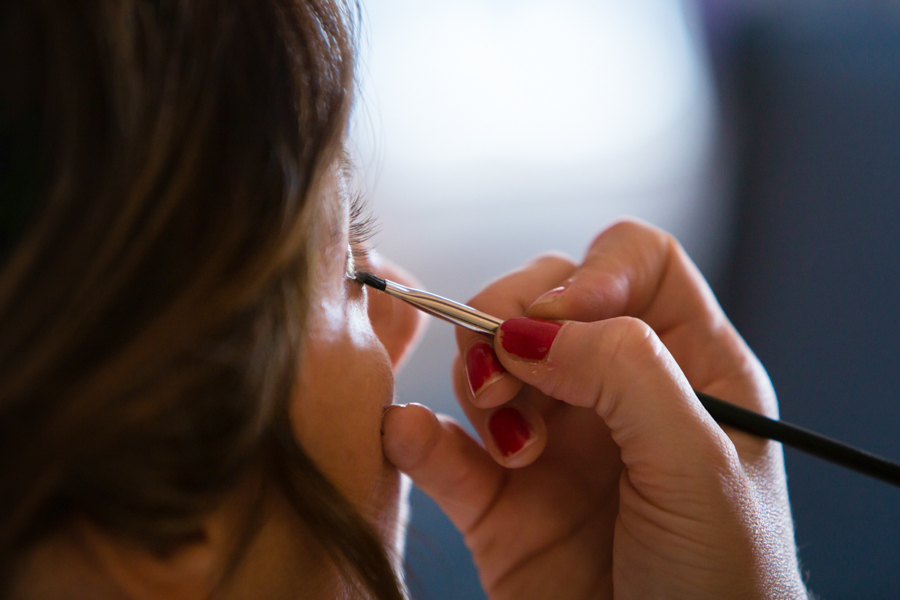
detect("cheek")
(291, 324), (397, 513)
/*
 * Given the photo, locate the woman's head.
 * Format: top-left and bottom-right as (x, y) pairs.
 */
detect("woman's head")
(0, 0), (421, 597)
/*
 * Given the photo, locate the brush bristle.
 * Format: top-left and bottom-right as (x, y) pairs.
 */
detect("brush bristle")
(353, 271), (387, 291)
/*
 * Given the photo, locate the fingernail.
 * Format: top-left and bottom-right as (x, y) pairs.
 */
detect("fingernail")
(465, 342), (506, 397)
(530, 286), (566, 307)
(498, 317), (562, 361)
(488, 406), (534, 458)
(380, 404), (405, 435)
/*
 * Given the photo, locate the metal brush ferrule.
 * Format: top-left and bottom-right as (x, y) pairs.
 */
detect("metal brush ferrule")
(382, 280), (502, 335)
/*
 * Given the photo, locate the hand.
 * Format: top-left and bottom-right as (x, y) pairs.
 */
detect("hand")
(382, 220), (808, 599)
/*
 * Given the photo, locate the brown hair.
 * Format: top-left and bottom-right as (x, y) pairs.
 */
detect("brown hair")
(0, 0), (403, 597)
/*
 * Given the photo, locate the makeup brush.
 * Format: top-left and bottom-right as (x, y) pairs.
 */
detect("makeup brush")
(354, 271), (900, 488)
(354, 271), (502, 334)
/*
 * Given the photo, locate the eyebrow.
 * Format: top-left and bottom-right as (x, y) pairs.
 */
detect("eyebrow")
(325, 146), (354, 257)
(336, 146), (355, 188)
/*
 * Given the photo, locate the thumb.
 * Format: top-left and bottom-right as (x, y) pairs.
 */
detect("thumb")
(381, 404), (506, 534)
(493, 317), (740, 487)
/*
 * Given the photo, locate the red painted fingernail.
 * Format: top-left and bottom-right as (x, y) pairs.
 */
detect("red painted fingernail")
(488, 406), (533, 457)
(465, 342), (506, 396)
(498, 317), (562, 361)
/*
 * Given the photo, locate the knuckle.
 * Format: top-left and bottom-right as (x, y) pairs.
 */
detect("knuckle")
(607, 217), (647, 236)
(526, 251), (577, 272)
(545, 365), (589, 408)
(594, 218), (646, 244)
(593, 218), (670, 252)
(604, 316), (663, 369)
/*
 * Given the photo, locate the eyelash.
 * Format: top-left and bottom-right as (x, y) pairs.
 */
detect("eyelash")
(348, 190), (379, 262)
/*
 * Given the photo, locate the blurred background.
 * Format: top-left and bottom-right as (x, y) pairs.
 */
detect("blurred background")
(348, 0), (900, 598)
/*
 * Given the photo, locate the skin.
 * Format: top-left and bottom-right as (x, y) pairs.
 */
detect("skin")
(8, 161), (427, 599)
(383, 219), (810, 599)
(290, 163), (427, 552)
(9, 164), (806, 598)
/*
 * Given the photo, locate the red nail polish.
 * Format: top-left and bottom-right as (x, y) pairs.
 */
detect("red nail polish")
(499, 317), (562, 361)
(488, 406), (533, 457)
(465, 342), (506, 396)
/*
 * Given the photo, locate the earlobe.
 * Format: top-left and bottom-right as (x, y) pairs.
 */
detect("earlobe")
(67, 474), (261, 600)
(76, 522), (218, 600)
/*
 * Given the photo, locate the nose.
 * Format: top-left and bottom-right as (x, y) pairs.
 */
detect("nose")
(366, 254), (427, 370)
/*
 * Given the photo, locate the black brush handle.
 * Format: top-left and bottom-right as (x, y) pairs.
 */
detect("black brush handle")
(696, 391), (900, 488)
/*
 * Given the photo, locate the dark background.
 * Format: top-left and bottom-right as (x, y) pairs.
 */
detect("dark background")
(710, 1), (900, 597)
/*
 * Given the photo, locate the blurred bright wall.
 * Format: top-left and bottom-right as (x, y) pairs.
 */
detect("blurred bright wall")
(347, 1), (722, 597)
(350, 0), (722, 422)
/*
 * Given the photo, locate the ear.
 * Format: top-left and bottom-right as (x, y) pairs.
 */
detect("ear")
(72, 478), (260, 600)
(6, 520), (223, 600)
(75, 522), (219, 600)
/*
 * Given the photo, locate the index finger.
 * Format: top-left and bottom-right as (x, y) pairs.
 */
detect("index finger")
(525, 219), (775, 420)
(526, 219), (720, 335)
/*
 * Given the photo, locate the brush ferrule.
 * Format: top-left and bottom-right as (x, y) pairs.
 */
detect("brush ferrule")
(355, 271), (387, 291)
(382, 280), (503, 335)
